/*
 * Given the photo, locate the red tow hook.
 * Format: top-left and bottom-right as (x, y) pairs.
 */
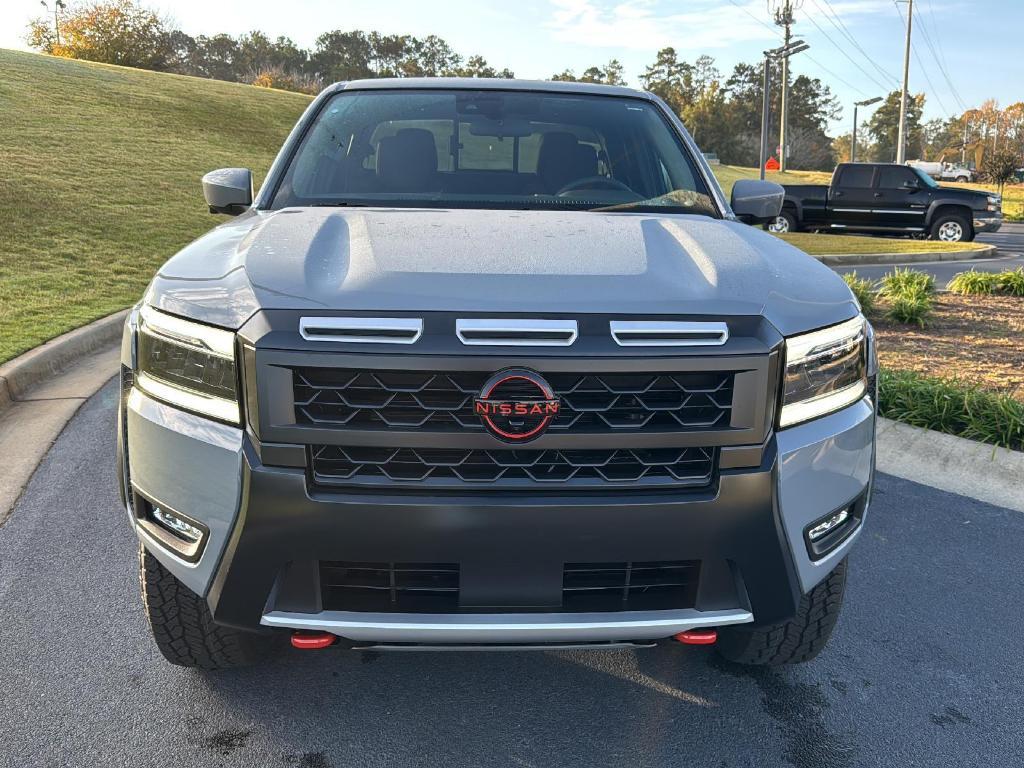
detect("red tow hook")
(290, 630), (338, 650)
(673, 628), (718, 645)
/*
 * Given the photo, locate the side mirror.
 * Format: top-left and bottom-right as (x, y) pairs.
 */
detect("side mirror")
(730, 179), (784, 225)
(202, 168), (253, 215)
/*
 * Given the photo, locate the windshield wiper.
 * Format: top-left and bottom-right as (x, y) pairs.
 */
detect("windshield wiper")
(310, 201), (371, 207)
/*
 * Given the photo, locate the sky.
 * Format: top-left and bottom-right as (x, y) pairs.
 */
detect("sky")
(3, 0), (1021, 133)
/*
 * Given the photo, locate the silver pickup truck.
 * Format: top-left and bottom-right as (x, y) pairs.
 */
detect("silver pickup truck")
(118, 78), (876, 669)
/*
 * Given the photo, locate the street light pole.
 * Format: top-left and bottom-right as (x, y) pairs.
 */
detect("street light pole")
(770, 0), (802, 172)
(896, 0), (914, 164)
(851, 97), (882, 163)
(759, 40), (809, 181)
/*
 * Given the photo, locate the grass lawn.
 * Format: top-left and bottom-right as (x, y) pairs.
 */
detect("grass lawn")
(0, 49), (311, 363)
(778, 232), (986, 255)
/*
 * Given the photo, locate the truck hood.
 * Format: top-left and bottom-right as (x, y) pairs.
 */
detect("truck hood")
(147, 207), (857, 336)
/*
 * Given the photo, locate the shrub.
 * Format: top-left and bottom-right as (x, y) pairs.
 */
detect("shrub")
(948, 269), (1000, 295)
(885, 289), (931, 326)
(879, 267), (934, 299)
(997, 267), (1024, 297)
(842, 272), (876, 313)
(878, 369), (1024, 451)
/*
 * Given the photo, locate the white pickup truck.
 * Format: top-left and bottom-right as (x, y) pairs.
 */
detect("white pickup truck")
(906, 160), (975, 183)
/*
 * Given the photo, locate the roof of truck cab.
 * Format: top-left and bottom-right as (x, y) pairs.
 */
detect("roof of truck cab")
(326, 77), (654, 99)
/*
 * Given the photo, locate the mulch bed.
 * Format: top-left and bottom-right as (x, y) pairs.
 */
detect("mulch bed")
(872, 293), (1024, 400)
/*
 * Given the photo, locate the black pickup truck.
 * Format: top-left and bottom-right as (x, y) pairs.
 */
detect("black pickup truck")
(770, 162), (1002, 242)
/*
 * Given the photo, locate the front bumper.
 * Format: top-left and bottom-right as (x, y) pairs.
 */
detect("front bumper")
(973, 213), (1003, 234)
(122, 383), (875, 644)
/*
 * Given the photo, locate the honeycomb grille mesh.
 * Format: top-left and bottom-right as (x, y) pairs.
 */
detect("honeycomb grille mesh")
(310, 445), (716, 490)
(293, 368), (733, 433)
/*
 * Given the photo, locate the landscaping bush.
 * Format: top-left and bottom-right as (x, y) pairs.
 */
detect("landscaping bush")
(885, 291), (931, 326)
(997, 267), (1024, 297)
(948, 270), (1000, 295)
(842, 272), (876, 313)
(879, 369), (1024, 451)
(878, 267), (935, 298)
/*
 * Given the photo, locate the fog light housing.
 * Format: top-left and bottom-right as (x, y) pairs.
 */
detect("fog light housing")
(804, 496), (864, 560)
(132, 492), (208, 563)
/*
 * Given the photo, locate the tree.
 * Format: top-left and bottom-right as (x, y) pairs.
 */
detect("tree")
(550, 59), (625, 86)
(639, 48), (694, 115)
(867, 91), (926, 162)
(832, 133), (853, 163)
(980, 147), (1023, 194)
(452, 55), (513, 79)
(26, 0), (173, 70)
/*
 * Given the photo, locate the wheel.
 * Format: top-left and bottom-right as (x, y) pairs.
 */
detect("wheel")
(715, 558), (847, 666)
(139, 544), (275, 669)
(929, 212), (972, 242)
(955, 175), (969, 183)
(765, 209), (798, 234)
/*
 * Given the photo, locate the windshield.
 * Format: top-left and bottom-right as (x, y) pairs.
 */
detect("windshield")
(910, 166), (939, 188)
(270, 89), (719, 216)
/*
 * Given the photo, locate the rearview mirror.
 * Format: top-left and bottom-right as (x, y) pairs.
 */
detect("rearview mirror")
(202, 168), (253, 215)
(730, 179), (784, 225)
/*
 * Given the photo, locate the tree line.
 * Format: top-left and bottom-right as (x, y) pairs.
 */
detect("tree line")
(28, 1), (1022, 175)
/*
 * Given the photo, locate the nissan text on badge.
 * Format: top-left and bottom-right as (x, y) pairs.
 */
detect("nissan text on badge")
(118, 78), (877, 669)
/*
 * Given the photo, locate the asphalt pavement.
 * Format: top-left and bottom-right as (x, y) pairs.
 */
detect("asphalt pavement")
(2, 380), (1023, 767)
(831, 222), (1024, 287)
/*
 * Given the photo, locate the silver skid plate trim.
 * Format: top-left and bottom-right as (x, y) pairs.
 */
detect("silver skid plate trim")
(261, 607), (753, 644)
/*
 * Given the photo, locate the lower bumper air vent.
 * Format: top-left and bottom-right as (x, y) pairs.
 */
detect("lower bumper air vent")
(562, 561), (700, 612)
(320, 561), (460, 612)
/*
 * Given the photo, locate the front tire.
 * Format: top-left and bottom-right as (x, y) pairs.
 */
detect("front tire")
(715, 558), (847, 666)
(139, 545), (274, 669)
(929, 212), (972, 242)
(765, 209), (798, 234)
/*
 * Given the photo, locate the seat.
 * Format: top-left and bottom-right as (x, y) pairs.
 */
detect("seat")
(536, 131), (598, 193)
(376, 128), (439, 191)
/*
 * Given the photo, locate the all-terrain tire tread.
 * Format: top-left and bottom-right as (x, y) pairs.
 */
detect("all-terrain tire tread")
(139, 545), (272, 670)
(715, 559), (847, 666)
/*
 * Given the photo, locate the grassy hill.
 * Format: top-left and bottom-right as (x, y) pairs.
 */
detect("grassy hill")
(0, 49), (311, 362)
(0, 50), (988, 363)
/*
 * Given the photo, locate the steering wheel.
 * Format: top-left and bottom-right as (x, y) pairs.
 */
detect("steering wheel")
(556, 176), (635, 196)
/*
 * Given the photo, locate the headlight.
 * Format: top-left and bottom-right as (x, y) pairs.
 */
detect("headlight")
(779, 316), (868, 428)
(135, 305), (240, 424)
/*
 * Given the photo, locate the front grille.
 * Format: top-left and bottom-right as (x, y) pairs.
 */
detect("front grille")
(562, 561), (700, 612)
(320, 561), (460, 612)
(293, 368), (733, 433)
(310, 445), (716, 490)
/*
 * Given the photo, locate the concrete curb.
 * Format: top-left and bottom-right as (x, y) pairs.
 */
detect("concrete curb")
(0, 309), (128, 414)
(815, 244), (996, 266)
(877, 417), (1024, 513)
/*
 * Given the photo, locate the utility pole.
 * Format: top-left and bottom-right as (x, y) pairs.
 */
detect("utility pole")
(852, 97), (882, 163)
(770, 0), (801, 172)
(760, 40), (809, 180)
(895, 0), (913, 164)
(40, 1), (65, 46)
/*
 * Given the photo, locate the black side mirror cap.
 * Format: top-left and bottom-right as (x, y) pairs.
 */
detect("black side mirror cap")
(730, 179), (785, 225)
(202, 168), (253, 215)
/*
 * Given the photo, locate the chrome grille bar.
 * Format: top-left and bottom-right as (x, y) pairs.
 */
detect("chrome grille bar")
(456, 319), (578, 347)
(299, 317), (423, 344)
(610, 321), (729, 347)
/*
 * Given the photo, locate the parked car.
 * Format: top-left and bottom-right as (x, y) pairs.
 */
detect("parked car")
(769, 162), (1002, 241)
(118, 78), (877, 669)
(906, 159), (975, 183)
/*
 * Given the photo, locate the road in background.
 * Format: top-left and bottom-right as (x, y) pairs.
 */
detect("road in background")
(832, 223), (1024, 287)
(2, 382), (1023, 767)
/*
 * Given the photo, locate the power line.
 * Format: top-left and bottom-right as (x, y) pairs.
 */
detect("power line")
(811, 0), (899, 88)
(801, 11), (896, 94)
(891, 0), (952, 117)
(803, 53), (868, 97)
(915, 0), (968, 112)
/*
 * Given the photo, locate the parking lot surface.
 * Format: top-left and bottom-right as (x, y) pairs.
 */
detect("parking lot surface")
(1, 380), (1022, 767)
